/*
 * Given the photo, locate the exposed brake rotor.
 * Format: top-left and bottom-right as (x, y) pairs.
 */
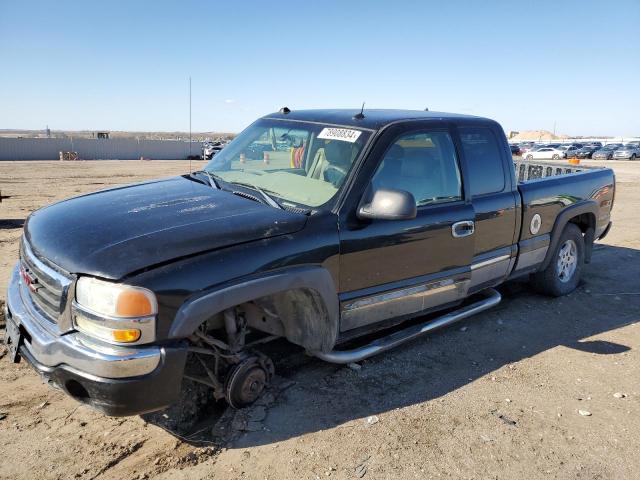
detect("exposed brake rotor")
(225, 355), (275, 409)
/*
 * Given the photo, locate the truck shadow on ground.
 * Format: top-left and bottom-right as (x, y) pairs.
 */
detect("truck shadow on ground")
(146, 243), (639, 448)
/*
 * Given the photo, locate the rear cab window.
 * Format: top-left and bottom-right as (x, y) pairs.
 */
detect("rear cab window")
(458, 127), (506, 196)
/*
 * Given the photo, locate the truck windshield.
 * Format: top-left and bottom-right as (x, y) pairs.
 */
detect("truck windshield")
(203, 119), (371, 208)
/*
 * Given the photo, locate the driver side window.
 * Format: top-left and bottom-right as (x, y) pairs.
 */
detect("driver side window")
(371, 131), (462, 206)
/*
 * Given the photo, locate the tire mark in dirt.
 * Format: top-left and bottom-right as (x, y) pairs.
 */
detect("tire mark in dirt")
(88, 439), (146, 480)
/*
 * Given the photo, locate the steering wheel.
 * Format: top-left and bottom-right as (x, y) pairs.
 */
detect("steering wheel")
(323, 165), (348, 187)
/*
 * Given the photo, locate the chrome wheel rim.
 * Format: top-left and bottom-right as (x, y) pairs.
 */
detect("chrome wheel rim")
(557, 239), (578, 283)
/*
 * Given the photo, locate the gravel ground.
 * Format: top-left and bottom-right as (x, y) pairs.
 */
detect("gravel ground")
(0, 159), (639, 480)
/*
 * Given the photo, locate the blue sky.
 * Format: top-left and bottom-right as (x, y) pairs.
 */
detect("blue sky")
(1, 0), (639, 135)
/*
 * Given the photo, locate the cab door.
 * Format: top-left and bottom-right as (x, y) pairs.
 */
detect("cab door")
(337, 122), (475, 332)
(456, 125), (519, 293)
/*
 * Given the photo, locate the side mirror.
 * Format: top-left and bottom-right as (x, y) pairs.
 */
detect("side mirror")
(357, 188), (417, 221)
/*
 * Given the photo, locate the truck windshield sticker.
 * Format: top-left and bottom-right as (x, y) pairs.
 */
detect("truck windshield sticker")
(317, 128), (362, 143)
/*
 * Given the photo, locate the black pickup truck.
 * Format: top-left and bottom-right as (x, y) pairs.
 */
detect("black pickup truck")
(4, 109), (615, 415)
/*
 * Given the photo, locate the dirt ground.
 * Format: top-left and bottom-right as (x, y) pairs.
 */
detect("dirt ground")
(0, 159), (639, 480)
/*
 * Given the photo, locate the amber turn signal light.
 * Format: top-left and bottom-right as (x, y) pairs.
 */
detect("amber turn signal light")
(116, 290), (155, 317)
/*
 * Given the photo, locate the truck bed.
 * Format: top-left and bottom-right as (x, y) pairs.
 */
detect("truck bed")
(515, 160), (615, 244)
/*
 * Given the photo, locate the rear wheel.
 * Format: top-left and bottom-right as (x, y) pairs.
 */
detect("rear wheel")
(631, 154), (636, 161)
(526, 154), (533, 161)
(530, 223), (584, 297)
(552, 154), (560, 160)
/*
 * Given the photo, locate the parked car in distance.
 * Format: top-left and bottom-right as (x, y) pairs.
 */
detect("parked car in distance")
(613, 144), (640, 160)
(509, 144), (522, 156)
(524, 146), (566, 160)
(575, 146), (600, 159)
(558, 145), (580, 158)
(592, 144), (623, 160)
(202, 141), (226, 160)
(519, 143), (538, 154)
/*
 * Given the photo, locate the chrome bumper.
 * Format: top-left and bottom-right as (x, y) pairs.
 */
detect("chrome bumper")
(5, 264), (162, 379)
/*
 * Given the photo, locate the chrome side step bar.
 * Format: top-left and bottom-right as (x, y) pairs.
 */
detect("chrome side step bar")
(311, 288), (501, 364)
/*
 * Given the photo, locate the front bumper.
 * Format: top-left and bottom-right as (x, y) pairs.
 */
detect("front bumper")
(5, 264), (187, 416)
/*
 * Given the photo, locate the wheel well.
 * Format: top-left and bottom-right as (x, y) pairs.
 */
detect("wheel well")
(240, 288), (337, 352)
(170, 266), (340, 350)
(196, 288), (338, 353)
(539, 208), (598, 271)
(568, 212), (595, 234)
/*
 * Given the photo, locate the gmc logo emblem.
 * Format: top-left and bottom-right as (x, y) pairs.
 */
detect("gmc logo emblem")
(20, 266), (39, 293)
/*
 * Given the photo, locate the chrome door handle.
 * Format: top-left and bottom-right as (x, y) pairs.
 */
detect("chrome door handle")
(452, 220), (475, 238)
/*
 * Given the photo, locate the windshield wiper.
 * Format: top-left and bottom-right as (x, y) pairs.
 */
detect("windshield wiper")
(229, 181), (283, 210)
(203, 171), (221, 190)
(192, 170), (221, 190)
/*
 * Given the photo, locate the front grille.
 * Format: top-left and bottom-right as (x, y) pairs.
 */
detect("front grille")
(20, 241), (72, 323)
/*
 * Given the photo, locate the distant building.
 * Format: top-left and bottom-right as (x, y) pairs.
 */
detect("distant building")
(96, 131), (109, 139)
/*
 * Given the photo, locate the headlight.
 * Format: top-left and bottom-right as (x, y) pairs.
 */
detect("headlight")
(74, 277), (157, 344)
(76, 277), (157, 317)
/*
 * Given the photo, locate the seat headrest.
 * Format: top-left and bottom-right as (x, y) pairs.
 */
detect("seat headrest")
(323, 141), (353, 167)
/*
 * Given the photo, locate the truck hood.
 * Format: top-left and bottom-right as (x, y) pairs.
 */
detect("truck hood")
(24, 176), (307, 279)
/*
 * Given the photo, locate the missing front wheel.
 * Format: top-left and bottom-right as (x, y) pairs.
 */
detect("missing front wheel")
(185, 319), (277, 408)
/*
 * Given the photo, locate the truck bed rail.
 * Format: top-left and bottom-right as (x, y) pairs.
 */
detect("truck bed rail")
(513, 160), (588, 183)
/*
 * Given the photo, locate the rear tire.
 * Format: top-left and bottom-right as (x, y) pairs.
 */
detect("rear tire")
(552, 154), (560, 160)
(631, 154), (636, 161)
(530, 223), (584, 297)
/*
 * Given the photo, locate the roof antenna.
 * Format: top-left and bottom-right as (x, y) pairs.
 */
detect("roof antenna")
(353, 102), (365, 120)
(424, 107), (429, 111)
(279, 106), (291, 114)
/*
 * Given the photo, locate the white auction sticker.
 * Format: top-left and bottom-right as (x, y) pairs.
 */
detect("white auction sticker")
(317, 128), (362, 143)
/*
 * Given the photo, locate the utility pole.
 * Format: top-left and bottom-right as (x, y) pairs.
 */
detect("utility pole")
(188, 76), (192, 172)
(189, 76), (192, 157)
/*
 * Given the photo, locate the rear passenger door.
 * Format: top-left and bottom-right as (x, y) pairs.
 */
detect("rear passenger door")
(337, 123), (475, 332)
(457, 125), (518, 292)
